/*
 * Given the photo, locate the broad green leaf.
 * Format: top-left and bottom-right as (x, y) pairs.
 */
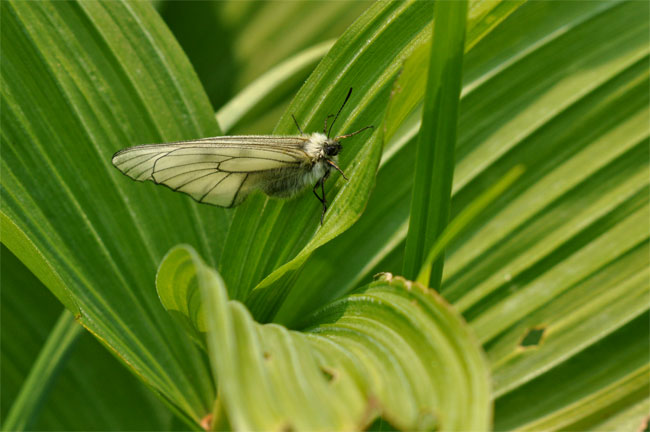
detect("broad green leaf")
(218, 1), (434, 306)
(0, 245), (175, 431)
(1, 0), (221, 422)
(274, 0), (530, 326)
(222, 0), (523, 322)
(1, 0), (497, 424)
(402, 0), (467, 287)
(159, 244), (491, 431)
(4, 0), (647, 428)
(274, 0), (649, 427)
(277, 0), (647, 319)
(570, 394), (649, 432)
(494, 314), (649, 430)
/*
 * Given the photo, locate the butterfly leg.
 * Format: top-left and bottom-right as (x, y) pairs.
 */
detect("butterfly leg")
(312, 177), (326, 225)
(319, 170), (331, 224)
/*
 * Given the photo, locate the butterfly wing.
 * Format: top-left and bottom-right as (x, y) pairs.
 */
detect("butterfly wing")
(112, 136), (310, 207)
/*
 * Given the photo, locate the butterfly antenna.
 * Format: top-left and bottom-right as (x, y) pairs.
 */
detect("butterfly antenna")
(291, 114), (305, 135)
(327, 88), (353, 138)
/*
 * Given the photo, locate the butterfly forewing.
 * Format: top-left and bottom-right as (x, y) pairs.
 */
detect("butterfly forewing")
(112, 136), (309, 207)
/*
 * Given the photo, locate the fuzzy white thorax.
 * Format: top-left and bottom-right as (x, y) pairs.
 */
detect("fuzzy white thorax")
(301, 132), (335, 187)
(304, 132), (329, 159)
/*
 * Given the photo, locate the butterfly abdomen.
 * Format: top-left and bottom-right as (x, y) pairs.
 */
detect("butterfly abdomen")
(260, 160), (328, 198)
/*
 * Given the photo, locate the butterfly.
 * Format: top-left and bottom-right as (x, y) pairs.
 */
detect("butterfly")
(112, 89), (372, 223)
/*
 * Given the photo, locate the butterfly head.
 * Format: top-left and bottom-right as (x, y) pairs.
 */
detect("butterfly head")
(323, 139), (342, 157)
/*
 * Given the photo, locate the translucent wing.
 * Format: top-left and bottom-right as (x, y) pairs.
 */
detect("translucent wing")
(112, 136), (309, 207)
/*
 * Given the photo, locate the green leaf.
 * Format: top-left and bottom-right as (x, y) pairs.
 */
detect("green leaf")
(218, 1), (433, 307)
(156, 246), (207, 349)
(5, 0), (647, 428)
(222, 1), (371, 90)
(470, 3), (650, 419)
(416, 165), (525, 285)
(402, 0), (468, 287)
(0, 245), (176, 431)
(2, 311), (82, 431)
(2, 0), (506, 424)
(0, 212), (78, 315)
(1, 0), (222, 422)
(494, 314), (649, 430)
(160, 244), (491, 431)
(221, 0), (522, 322)
(280, 0), (649, 427)
(274, 0), (528, 326)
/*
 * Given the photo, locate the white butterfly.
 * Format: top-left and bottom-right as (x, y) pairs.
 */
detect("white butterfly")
(112, 89), (372, 223)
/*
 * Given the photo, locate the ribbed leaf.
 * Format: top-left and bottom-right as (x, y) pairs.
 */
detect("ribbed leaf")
(228, 0), (524, 322)
(2, 0), (511, 425)
(1, 0), (220, 422)
(219, 1), (433, 307)
(0, 246), (175, 431)
(274, 0), (529, 325)
(272, 1), (649, 428)
(4, 0), (647, 429)
(159, 245), (490, 431)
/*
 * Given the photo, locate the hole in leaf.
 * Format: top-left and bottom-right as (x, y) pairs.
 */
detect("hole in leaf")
(280, 422), (294, 432)
(520, 327), (546, 347)
(320, 366), (337, 382)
